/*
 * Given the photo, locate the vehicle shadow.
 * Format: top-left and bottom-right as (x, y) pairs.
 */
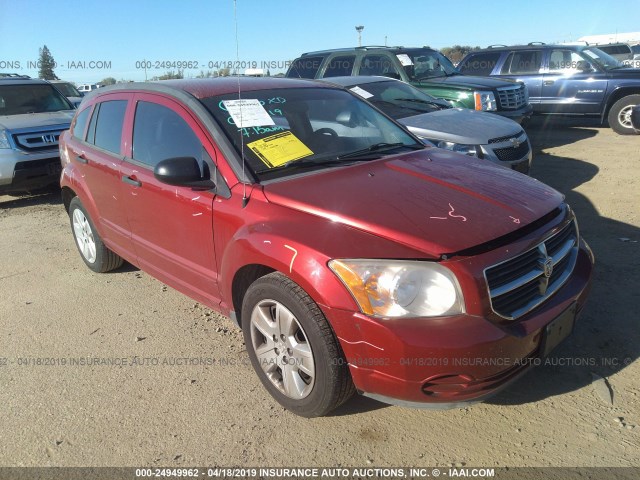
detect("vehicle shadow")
(329, 395), (389, 417)
(489, 151), (640, 406)
(0, 188), (63, 209)
(525, 115), (602, 151)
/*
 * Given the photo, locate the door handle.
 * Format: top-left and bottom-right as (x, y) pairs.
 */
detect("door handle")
(74, 152), (88, 164)
(543, 80), (555, 86)
(122, 175), (142, 187)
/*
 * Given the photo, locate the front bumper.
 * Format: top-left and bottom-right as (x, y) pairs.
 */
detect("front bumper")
(323, 239), (594, 408)
(480, 132), (532, 175)
(494, 103), (533, 124)
(0, 150), (61, 193)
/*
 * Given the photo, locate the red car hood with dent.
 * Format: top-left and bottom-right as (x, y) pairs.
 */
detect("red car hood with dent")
(262, 149), (563, 256)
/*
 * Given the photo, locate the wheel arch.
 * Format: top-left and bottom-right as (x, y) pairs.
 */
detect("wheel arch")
(221, 234), (358, 329)
(603, 88), (640, 121)
(61, 186), (77, 212)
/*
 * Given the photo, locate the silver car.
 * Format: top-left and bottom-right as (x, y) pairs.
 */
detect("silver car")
(0, 77), (74, 194)
(325, 76), (532, 174)
(49, 80), (84, 108)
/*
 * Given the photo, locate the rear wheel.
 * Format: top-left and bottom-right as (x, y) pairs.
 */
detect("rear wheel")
(69, 197), (123, 273)
(608, 95), (640, 135)
(242, 272), (355, 417)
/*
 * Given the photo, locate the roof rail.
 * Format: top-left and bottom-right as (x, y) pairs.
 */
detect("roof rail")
(355, 45), (405, 49)
(527, 41), (546, 46)
(487, 44), (507, 49)
(0, 73), (31, 79)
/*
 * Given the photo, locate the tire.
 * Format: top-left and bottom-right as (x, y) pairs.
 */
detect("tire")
(68, 197), (123, 273)
(608, 95), (640, 135)
(241, 272), (355, 417)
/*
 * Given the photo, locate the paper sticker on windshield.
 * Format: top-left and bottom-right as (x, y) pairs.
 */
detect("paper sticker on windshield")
(349, 86), (374, 99)
(583, 50), (598, 59)
(247, 131), (313, 168)
(222, 99), (275, 128)
(396, 54), (414, 66)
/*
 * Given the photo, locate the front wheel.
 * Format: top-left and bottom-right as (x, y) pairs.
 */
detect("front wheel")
(69, 197), (123, 273)
(608, 95), (640, 135)
(242, 272), (355, 417)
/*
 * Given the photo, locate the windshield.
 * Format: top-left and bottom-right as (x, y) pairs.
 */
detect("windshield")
(53, 82), (82, 97)
(347, 80), (449, 119)
(582, 47), (625, 70)
(401, 49), (460, 81)
(202, 87), (421, 180)
(0, 84), (74, 115)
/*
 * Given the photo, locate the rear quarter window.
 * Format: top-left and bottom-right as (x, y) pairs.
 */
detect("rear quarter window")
(72, 107), (91, 140)
(459, 52), (502, 75)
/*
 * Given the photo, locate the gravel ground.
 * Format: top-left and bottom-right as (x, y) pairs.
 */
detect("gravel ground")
(0, 118), (638, 471)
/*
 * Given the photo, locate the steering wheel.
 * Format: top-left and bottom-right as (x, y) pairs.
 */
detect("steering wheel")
(314, 128), (338, 138)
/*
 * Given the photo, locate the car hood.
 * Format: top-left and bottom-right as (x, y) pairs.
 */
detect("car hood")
(262, 149), (562, 256)
(0, 111), (74, 130)
(398, 108), (522, 144)
(417, 74), (520, 90)
(606, 67), (640, 78)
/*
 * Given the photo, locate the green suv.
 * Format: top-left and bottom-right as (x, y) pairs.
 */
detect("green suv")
(286, 46), (533, 124)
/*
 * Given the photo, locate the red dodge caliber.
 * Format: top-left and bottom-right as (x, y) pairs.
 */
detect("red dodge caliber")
(59, 78), (593, 417)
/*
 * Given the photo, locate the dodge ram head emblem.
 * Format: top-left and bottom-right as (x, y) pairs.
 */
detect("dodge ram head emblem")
(537, 256), (554, 295)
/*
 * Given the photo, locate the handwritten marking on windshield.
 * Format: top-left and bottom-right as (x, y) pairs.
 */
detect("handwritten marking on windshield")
(509, 216), (521, 224)
(430, 203), (467, 222)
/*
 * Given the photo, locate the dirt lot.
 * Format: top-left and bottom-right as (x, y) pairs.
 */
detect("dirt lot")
(1, 118), (638, 471)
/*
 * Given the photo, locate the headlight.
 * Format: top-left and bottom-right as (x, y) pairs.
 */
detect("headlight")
(328, 259), (465, 318)
(436, 141), (480, 157)
(0, 130), (10, 149)
(473, 91), (497, 111)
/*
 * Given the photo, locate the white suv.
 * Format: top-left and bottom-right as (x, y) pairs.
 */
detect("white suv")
(0, 76), (74, 194)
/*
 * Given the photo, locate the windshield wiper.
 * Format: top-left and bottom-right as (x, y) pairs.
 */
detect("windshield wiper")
(337, 142), (423, 160)
(254, 156), (377, 175)
(372, 99), (425, 113)
(392, 97), (446, 108)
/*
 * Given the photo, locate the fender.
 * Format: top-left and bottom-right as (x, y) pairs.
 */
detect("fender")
(61, 163), (102, 236)
(601, 84), (640, 122)
(219, 228), (357, 315)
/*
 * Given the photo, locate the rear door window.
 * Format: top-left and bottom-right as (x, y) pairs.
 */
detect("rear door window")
(90, 100), (127, 154)
(323, 55), (356, 77)
(500, 50), (543, 74)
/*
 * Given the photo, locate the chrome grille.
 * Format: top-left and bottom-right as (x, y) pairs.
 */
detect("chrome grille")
(497, 84), (527, 110)
(485, 220), (578, 320)
(11, 128), (65, 152)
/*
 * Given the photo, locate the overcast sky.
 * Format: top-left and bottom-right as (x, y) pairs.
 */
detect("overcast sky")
(1, 0), (638, 83)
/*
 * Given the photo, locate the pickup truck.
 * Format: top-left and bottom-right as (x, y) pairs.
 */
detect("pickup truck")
(458, 43), (640, 134)
(286, 46), (533, 124)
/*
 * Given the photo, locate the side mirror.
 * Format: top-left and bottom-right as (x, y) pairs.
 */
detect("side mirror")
(154, 157), (215, 190)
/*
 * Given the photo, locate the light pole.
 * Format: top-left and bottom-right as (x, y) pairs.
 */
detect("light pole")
(355, 25), (364, 47)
